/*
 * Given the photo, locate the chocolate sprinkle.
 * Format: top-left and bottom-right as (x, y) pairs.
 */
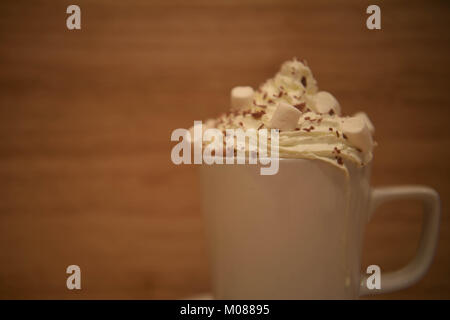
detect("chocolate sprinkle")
(303, 126), (315, 132)
(294, 103), (306, 112)
(251, 110), (266, 119)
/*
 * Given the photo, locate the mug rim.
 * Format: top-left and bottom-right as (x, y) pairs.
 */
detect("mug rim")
(201, 155), (371, 166)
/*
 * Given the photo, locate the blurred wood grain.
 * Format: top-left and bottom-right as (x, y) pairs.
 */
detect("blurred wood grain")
(0, 0), (449, 299)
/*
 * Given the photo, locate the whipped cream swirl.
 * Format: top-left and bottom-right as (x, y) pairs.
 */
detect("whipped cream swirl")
(198, 58), (375, 170)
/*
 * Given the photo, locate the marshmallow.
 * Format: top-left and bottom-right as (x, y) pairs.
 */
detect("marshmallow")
(341, 116), (373, 153)
(313, 91), (341, 115)
(269, 102), (302, 131)
(354, 112), (375, 134)
(231, 86), (254, 110)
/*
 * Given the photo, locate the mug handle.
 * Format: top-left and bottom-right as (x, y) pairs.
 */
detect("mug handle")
(359, 185), (441, 296)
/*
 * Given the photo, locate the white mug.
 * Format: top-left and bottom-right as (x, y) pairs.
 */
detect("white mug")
(199, 159), (440, 299)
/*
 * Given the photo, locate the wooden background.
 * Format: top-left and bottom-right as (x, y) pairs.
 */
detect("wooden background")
(0, 0), (449, 299)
